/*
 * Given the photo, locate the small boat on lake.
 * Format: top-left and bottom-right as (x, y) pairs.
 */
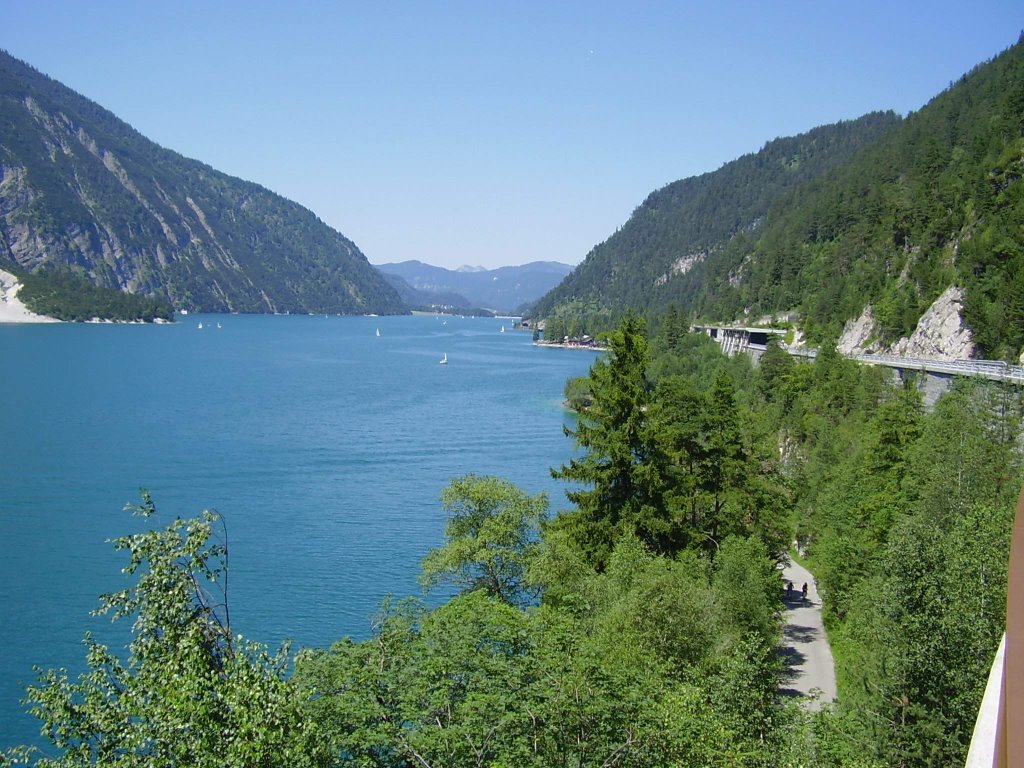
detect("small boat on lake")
(440, 353), (448, 365)
(197, 322), (203, 329)
(376, 328), (381, 337)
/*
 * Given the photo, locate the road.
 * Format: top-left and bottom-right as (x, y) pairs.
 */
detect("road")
(779, 558), (837, 710)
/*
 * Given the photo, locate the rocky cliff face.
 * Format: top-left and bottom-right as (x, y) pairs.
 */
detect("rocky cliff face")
(837, 286), (977, 360)
(837, 305), (883, 355)
(0, 51), (404, 314)
(889, 286), (976, 360)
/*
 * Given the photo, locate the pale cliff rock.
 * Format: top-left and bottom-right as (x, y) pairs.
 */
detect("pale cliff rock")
(888, 286), (976, 360)
(654, 252), (705, 287)
(837, 305), (883, 354)
(0, 268), (58, 323)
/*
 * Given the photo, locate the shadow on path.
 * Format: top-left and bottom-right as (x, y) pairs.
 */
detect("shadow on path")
(783, 624), (819, 644)
(779, 558), (837, 710)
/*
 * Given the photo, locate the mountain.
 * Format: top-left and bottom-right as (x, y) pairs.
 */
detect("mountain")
(0, 50), (404, 315)
(375, 260), (574, 313)
(531, 112), (901, 321)
(697, 40), (1024, 359)
(535, 39), (1024, 359)
(378, 271), (472, 309)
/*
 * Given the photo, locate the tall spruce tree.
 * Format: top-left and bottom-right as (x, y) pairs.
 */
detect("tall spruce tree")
(551, 313), (666, 567)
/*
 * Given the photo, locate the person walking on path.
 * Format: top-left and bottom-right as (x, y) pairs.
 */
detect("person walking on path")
(780, 558), (836, 710)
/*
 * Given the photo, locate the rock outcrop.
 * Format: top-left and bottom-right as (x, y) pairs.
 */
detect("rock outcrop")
(835, 287), (976, 360)
(0, 268), (58, 323)
(837, 305), (882, 355)
(889, 286), (976, 360)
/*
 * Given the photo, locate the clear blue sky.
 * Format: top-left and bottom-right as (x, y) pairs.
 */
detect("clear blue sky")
(4, 1), (1021, 269)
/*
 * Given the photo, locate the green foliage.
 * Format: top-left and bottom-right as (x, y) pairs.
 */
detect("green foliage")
(299, 552), (788, 768)
(14, 266), (173, 322)
(757, 338), (796, 405)
(551, 313), (658, 566)
(419, 474), (548, 607)
(297, 593), (663, 768)
(641, 321), (1024, 765)
(713, 536), (781, 641)
(786, 369), (1023, 765)
(538, 298), (620, 343)
(553, 315), (790, 566)
(562, 375), (593, 411)
(582, 534), (720, 675)
(2, 493), (329, 767)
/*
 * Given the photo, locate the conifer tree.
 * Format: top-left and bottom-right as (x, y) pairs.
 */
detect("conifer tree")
(551, 312), (664, 566)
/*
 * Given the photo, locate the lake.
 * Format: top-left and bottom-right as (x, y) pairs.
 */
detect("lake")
(0, 314), (598, 748)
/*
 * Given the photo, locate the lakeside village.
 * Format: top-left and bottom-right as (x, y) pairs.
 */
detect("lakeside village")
(516, 318), (606, 350)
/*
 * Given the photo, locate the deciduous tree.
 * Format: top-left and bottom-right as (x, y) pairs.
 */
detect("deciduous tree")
(420, 475), (548, 607)
(3, 493), (329, 768)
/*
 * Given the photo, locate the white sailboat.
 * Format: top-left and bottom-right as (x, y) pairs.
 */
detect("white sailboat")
(376, 328), (381, 337)
(500, 325), (505, 333)
(197, 322), (203, 329)
(439, 353), (448, 365)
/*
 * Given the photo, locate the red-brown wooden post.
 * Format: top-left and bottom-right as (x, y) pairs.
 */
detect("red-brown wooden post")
(999, 486), (1024, 766)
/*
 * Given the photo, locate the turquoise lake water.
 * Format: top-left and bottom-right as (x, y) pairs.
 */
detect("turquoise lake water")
(0, 314), (598, 748)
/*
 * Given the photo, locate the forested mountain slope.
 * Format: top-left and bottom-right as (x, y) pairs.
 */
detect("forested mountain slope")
(530, 112), (901, 319)
(698, 39), (1024, 358)
(0, 50), (404, 314)
(537, 39), (1024, 359)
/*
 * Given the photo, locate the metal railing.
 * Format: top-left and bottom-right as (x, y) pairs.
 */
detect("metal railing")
(696, 323), (1024, 382)
(847, 353), (1024, 382)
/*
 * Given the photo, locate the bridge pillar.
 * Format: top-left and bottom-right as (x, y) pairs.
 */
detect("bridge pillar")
(720, 329), (751, 357)
(892, 368), (954, 407)
(922, 371), (955, 406)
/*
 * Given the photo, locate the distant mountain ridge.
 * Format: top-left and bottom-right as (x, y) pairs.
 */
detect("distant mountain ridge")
(0, 50), (404, 314)
(378, 271), (472, 309)
(375, 260), (573, 312)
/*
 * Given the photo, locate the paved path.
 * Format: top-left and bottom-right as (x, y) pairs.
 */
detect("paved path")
(779, 558), (836, 710)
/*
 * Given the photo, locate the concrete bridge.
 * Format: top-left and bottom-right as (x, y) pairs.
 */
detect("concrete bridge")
(692, 324), (787, 357)
(693, 324), (1024, 405)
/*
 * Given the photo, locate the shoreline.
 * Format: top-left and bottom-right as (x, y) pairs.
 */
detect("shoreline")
(0, 269), (60, 324)
(533, 341), (607, 352)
